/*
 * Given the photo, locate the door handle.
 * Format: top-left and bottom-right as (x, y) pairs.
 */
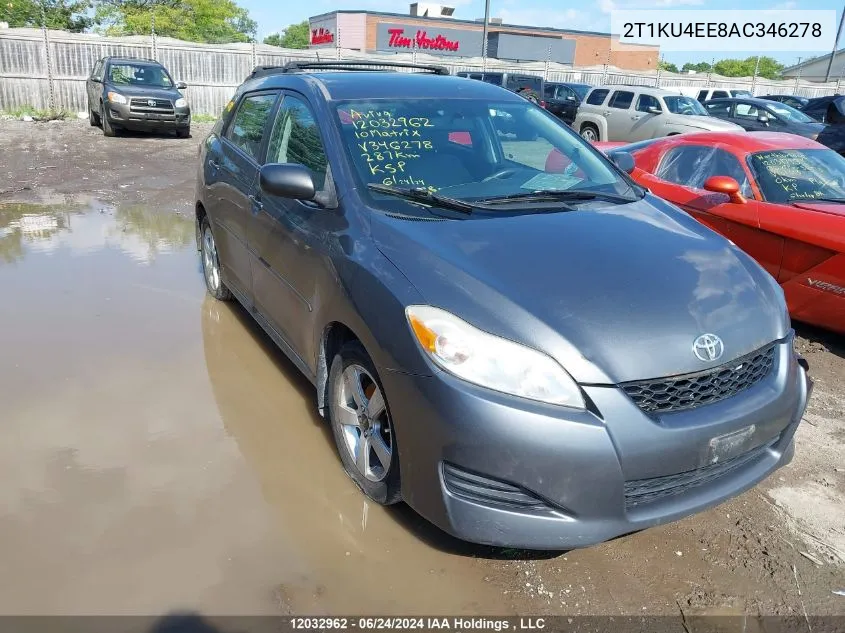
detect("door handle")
(248, 194), (263, 212)
(631, 115), (641, 120)
(209, 160), (220, 169)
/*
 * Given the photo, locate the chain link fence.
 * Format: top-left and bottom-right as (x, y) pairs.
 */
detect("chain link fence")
(0, 26), (841, 116)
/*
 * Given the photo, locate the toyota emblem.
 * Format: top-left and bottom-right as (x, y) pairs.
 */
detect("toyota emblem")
(147, 99), (157, 107)
(693, 334), (724, 362)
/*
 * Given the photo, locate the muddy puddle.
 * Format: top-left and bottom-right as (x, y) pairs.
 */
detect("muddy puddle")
(0, 202), (517, 615)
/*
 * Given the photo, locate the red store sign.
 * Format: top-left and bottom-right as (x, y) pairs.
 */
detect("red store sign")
(310, 27), (334, 45)
(387, 28), (460, 52)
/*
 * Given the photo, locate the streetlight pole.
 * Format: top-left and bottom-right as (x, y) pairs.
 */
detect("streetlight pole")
(481, 0), (490, 73)
(824, 6), (845, 83)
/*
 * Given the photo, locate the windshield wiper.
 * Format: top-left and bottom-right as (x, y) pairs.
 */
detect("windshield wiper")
(476, 189), (638, 205)
(792, 197), (845, 204)
(367, 184), (474, 214)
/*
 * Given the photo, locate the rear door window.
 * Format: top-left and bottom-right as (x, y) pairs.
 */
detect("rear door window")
(712, 90), (729, 99)
(608, 91), (634, 110)
(586, 89), (610, 106)
(705, 101), (732, 117)
(657, 145), (753, 197)
(734, 102), (760, 120)
(697, 90), (709, 102)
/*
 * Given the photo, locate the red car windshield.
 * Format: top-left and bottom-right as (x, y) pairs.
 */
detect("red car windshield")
(749, 149), (845, 203)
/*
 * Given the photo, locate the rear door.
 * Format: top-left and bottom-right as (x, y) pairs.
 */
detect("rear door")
(211, 90), (279, 303)
(604, 90), (635, 140)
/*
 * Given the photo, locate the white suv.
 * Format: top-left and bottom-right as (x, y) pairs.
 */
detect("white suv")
(573, 85), (744, 142)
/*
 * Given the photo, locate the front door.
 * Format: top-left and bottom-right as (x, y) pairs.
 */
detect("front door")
(604, 90), (635, 141)
(212, 91), (279, 303)
(628, 94), (663, 141)
(249, 91), (333, 364)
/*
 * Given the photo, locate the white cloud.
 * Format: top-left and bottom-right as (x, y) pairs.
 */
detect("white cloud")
(771, 1), (797, 8)
(497, 8), (608, 32)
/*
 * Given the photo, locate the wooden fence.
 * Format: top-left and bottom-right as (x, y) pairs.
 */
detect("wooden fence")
(0, 27), (840, 116)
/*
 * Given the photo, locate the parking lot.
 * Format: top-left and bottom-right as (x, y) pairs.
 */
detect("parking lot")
(0, 119), (843, 618)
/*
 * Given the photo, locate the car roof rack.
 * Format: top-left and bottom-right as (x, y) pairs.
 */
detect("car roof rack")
(107, 56), (159, 63)
(249, 60), (450, 79)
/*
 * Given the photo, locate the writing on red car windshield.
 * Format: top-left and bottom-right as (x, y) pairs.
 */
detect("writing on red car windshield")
(750, 149), (845, 203)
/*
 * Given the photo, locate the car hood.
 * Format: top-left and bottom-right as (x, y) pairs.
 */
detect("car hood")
(105, 85), (181, 100)
(680, 116), (745, 131)
(371, 196), (789, 385)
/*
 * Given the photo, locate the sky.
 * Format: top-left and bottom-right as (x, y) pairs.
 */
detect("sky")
(239, 0), (844, 66)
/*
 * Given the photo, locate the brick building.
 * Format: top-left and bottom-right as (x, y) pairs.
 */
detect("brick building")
(307, 4), (659, 71)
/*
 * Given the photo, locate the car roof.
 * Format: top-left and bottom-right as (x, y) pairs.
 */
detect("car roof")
(245, 71), (526, 103)
(104, 56), (162, 65)
(589, 85), (691, 96)
(706, 97), (780, 105)
(633, 131), (824, 153)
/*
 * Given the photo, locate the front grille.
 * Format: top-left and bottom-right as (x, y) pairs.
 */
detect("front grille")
(129, 97), (174, 114)
(624, 436), (779, 509)
(621, 343), (776, 415)
(443, 463), (549, 510)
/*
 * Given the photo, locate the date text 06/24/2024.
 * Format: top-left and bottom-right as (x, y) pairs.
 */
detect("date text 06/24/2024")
(289, 618), (548, 631)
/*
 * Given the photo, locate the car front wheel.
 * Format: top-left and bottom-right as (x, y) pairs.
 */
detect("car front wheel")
(580, 124), (599, 142)
(328, 340), (401, 505)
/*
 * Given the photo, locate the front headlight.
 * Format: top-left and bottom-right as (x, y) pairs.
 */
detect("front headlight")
(107, 91), (127, 104)
(405, 305), (585, 408)
(175, 98), (187, 108)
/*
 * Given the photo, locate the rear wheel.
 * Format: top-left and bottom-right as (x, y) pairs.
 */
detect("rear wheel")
(328, 341), (401, 505)
(200, 217), (232, 301)
(580, 123), (599, 142)
(176, 126), (190, 139)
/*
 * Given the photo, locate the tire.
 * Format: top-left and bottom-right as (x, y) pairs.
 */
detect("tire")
(176, 127), (190, 139)
(580, 124), (599, 142)
(88, 104), (100, 127)
(200, 217), (233, 301)
(102, 105), (116, 137)
(328, 340), (401, 505)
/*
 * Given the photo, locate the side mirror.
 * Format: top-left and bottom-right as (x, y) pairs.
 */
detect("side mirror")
(609, 151), (635, 174)
(757, 113), (770, 123)
(177, 81), (188, 90)
(259, 163), (316, 200)
(704, 175), (746, 204)
(566, 95), (576, 102)
(647, 106), (662, 115)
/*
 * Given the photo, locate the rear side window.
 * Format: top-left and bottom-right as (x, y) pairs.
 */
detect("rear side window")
(543, 84), (557, 99)
(697, 90), (709, 102)
(586, 89), (609, 105)
(636, 94), (661, 113)
(508, 75), (542, 93)
(734, 102), (760, 119)
(608, 91), (634, 109)
(225, 93), (277, 160)
(712, 90), (729, 99)
(481, 74), (503, 86)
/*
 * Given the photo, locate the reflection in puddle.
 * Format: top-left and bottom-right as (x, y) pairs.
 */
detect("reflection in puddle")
(0, 202), (512, 615)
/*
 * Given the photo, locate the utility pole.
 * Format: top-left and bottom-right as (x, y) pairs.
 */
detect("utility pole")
(481, 0), (490, 73)
(824, 6), (845, 82)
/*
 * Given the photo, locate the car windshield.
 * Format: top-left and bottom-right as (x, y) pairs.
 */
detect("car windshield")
(749, 149), (845, 203)
(109, 63), (173, 88)
(334, 98), (636, 213)
(765, 102), (814, 123)
(664, 96), (708, 116)
(732, 90), (753, 97)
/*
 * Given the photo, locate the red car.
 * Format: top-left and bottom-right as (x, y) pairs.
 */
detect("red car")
(582, 132), (845, 334)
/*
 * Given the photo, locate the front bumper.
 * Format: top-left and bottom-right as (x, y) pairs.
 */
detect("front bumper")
(381, 337), (811, 550)
(106, 102), (190, 130)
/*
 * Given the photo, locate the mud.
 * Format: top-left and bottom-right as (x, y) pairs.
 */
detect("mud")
(0, 120), (843, 618)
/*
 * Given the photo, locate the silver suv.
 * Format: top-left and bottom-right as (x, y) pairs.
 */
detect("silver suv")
(574, 86), (744, 142)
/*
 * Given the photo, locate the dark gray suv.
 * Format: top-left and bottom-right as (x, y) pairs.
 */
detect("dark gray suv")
(195, 61), (811, 550)
(86, 56), (191, 137)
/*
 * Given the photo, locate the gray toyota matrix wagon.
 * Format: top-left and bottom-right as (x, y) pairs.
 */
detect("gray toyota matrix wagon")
(195, 61), (812, 549)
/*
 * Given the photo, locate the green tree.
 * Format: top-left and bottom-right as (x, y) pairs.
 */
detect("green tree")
(1, 0), (93, 31)
(96, 0), (257, 43)
(265, 20), (309, 49)
(658, 60), (679, 73)
(712, 56), (783, 80)
(681, 61), (712, 73)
